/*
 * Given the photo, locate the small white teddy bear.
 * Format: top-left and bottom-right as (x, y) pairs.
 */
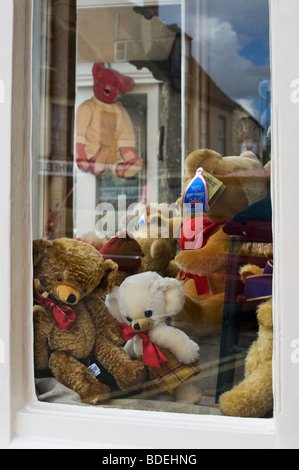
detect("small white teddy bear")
(106, 271), (201, 403)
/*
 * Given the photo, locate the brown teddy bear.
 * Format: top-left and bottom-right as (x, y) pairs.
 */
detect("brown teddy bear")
(33, 237), (147, 405)
(134, 212), (181, 278)
(219, 262), (273, 417)
(99, 213), (181, 284)
(172, 148), (268, 337)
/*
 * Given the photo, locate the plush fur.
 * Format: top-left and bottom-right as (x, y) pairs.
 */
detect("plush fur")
(172, 149), (268, 337)
(106, 271), (201, 403)
(100, 213), (181, 286)
(136, 236), (179, 278)
(219, 264), (273, 417)
(33, 238), (146, 405)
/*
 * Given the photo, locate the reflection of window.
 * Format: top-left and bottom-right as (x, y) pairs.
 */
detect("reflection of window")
(114, 41), (127, 62)
(218, 116), (226, 155)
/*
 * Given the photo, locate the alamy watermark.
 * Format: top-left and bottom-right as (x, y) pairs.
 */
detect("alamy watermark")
(290, 339), (299, 364)
(94, 196), (204, 249)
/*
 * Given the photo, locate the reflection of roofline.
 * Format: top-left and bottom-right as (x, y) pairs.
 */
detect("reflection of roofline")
(189, 56), (263, 128)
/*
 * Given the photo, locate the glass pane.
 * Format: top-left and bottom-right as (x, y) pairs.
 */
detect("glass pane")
(32, 0), (273, 418)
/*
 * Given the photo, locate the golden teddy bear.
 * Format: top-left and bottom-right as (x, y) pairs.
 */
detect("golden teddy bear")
(172, 148), (269, 337)
(219, 263), (273, 418)
(33, 237), (146, 405)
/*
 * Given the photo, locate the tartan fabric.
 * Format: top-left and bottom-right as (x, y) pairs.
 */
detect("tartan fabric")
(139, 349), (201, 395)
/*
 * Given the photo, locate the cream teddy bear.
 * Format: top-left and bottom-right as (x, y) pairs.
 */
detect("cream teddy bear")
(106, 271), (201, 403)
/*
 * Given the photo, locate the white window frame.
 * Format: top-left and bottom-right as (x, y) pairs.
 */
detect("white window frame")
(1, 0), (299, 449)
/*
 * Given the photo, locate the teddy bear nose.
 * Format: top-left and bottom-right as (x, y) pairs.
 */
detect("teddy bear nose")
(133, 323), (141, 331)
(67, 294), (77, 304)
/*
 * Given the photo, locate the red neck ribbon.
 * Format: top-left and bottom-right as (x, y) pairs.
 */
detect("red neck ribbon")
(118, 323), (168, 369)
(33, 287), (76, 331)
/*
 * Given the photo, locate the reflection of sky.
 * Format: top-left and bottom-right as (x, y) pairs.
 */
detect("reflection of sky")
(158, 0), (270, 124)
(129, 0), (270, 124)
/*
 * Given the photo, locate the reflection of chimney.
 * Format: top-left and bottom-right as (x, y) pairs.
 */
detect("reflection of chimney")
(133, 6), (159, 20)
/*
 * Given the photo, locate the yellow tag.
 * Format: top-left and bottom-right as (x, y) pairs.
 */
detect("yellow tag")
(202, 170), (226, 207)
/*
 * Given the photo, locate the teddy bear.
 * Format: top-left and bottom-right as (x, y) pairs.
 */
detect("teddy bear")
(76, 62), (143, 178)
(33, 237), (147, 405)
(172, 148), (269, 337)
(219, 261), (273, 417)
(106, 271), (201, 404)
(134, 211), (181, 278)
(99, 211), (181, 285)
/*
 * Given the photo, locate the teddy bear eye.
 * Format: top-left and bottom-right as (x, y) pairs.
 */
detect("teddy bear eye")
(56, 276), (63, 284)
(144, 310), (153, 318)
(126, 317), (132, 323)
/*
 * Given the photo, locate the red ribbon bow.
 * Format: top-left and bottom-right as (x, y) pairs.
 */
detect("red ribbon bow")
(118, 323), (168, 369)
(33, 287), (76, 331)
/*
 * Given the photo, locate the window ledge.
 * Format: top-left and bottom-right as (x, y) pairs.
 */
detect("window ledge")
(11, 397), (276, 449)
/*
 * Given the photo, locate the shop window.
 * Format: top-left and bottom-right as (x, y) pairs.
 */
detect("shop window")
(32, 0), (272, 419)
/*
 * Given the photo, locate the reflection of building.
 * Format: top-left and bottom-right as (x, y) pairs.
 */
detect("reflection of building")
(185, 55), (264, 159)
(35, 1), (265, 239)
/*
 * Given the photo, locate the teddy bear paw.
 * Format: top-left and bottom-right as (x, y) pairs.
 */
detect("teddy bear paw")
(174, 250), (198, 274)
(81, 382), (111, 405)
(117, 361), (147, 390)
(176, 341), (200, 365)
(174, 379), (201, 404)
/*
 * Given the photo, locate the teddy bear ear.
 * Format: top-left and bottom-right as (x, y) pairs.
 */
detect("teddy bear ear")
(185, 149), (222, 178)
(158, 277), (185, 317)
(105, 286), (123, 323)
(33, 239), (53, 267)
(92, 62), (104, 77)
(97, 258), (118, 296)
(150, 239), (169, 260)
(121, 75), (135, 93)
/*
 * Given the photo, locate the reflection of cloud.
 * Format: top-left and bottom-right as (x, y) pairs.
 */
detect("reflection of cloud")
(237, 99), (260, 121)
(188, 12), (269, 122)
(206, 18), (269, 100)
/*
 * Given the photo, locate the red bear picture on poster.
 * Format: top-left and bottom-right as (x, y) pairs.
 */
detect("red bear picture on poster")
(76, 63), (143, 178)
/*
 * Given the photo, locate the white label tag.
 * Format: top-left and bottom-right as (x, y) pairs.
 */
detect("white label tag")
(88, 363), (101, 378)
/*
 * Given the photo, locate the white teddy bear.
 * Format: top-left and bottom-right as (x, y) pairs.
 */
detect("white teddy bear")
(106, 271), (201, 403)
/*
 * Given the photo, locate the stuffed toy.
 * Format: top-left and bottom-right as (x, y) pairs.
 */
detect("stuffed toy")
(99, 213), (181, 284)
(100, 231), (144, 286)
(134, 212), (181, 278)
(135, 236), (180, 278)
(173, 148), (269, 337)
(100, 234), (179, 284)
(219, 261), (273, 417)
(33, 237), (147, 405)
(106, 271), (201, 404)
(76, 62), (143, 178)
